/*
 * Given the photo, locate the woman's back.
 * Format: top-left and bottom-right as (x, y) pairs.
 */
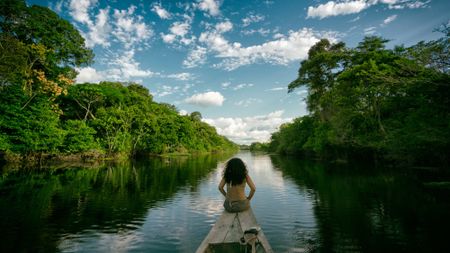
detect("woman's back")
(219, 158), (256, 213)
(225, 180), (247, 201)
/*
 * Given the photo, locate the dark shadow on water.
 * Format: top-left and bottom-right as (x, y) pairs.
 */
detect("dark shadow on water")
(269, 155), (450, 253)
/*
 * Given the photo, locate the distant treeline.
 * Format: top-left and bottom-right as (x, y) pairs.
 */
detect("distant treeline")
(0, 0), (237, 161)
(252, 28), (450, 167)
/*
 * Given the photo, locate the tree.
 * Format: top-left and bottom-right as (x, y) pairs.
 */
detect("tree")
(272, 33), (450, 165)
(288, 39), (347, 119)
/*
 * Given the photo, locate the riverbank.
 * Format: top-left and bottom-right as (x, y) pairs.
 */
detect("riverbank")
(0, 148), (238, 171)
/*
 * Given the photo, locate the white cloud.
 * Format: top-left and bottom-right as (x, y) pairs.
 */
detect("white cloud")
(382, 14), (397, 26)
(203, 111), (293, 144)
(166, 72), (194, 81)
(234, 98), (262, 107)
(232, 83), (254, 91)
(156, 85), (180, 97)
(69, 2), (153, 49)
(307, 1), (369, 19)
(75, 66), (105, 83)
(69, 0), (97, 25)
(364, 26), (377, 35)
(170, 22), (190, 37)
(84, 8), (112, 47)
(221, 82), (231, 88)
(266, 87), (286, 91)
(179, 110), (189, 116)
(242, 14), (265, 27)
(152, 3), (171, 19)
(75, 49), (156, 83)
(307, 0), (429, 19)
(113, 50), (154, 78)
(112, 6), (153, 49)
(196, 0), (221, 16)
(161, 33), (176, 43)
(241, 28), (271, 36)
(185, 91), (225, 107)
(273, 33), (284, 39)
(349, 16), (360, 22)
(215, 20), (233, 33)
(197, 27), (336, 70)
(183, 46), (208, 68)
(161, 19), (195, 46)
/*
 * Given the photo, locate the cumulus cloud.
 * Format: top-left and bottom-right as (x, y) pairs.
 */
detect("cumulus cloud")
(307, 0), (369, 19)
(185, 91), (225, 107)
(161, 17), (196, 46)
(68, 1), (152, 49)
(183, 46), (208, 68)
(69, 0), (97, 25)
(75, 67), (104, 83)
(196, 27), (336, 70)
(152, 3), (171, 19)
(307, 0), (429, 19)
(84, 8), (112, 47)
(203, 111), (293, 144)
(110, 50), (156, 79)
(112, 6), (153, 49)
(196, 0), (221, 16)
(75, 49), (156, 83)
(69, 0), (112, 48)
(215, 20), (233, 33)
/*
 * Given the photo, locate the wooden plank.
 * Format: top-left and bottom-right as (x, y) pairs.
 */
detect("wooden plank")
(223, 214), (243, 243)
(238, 208), (274, 253)
(195, 211), (237, 253)
(196, 207), (274, 253)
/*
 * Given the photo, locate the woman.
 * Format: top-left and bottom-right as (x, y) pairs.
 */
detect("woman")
(218, 158), (256, 213)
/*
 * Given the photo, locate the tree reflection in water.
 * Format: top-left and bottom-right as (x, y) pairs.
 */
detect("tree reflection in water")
(0, 153), (231, 253)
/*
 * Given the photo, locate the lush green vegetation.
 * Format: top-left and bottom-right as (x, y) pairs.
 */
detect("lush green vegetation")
(0, 0), (236, 161)
(249, 142), (269, 152)
(266, 28), (449, 166)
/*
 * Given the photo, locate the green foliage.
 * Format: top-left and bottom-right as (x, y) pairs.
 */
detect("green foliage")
(62, 120), (99, 153)
(0, 2), (236, 159)
(273, 32), (450, 166)
(249, 142), (270, 152)
(0, 85), (65, 153)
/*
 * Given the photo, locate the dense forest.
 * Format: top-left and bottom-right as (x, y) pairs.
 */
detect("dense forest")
(0, 0), (237, 162)
(254, 28), (449, 167)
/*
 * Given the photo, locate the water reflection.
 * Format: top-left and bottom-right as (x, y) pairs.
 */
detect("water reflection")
(0, 154), (231, 253)
(270, 155), (450, 253)
(1, 152), (449, 253)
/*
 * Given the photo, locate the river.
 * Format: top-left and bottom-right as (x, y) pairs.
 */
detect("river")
(0, 151), (449, 252)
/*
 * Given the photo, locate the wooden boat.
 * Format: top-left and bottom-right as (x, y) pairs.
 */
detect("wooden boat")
(196, 207), (273, 253)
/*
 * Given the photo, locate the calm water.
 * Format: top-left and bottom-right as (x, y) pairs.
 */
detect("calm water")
(1, 151), (449, 252)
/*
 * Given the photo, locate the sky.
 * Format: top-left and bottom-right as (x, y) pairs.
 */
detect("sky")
(28, 0), (449, 144)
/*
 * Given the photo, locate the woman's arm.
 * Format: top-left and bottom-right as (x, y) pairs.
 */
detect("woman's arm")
(246, 174), (256, 200)
(218, 178), (227, 197)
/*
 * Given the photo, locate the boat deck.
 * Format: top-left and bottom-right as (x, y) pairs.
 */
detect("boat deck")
(196, 208), (273, 253)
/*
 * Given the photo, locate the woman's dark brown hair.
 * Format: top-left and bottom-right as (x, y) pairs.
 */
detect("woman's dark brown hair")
(223, 158), (247, 186)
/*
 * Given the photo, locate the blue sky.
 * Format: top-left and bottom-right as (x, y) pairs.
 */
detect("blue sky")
(28, 0), (449, 144)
